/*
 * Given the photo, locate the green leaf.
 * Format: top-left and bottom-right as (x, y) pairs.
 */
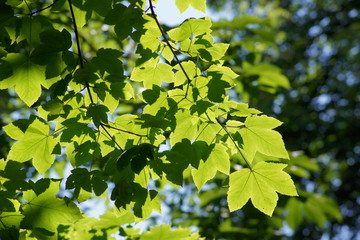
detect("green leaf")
(239, 115), (289, 163)
(0, 211), (24, 229)
(83, 0), (112, 17)
(105, 4), (144, 40)
(162, 140), (204, 185)
(192, 144), (229, 190)
(0, 53), (48, 106)
(175, 0), (206, 13)
(38, 29), (72, 52)
(227, 162), (297, 216)
(66, 168), (92, 192)
(170, 109), (198, 147)
(131, 58), (174, 89)
(7, 119), (57, 174)
(207, 71), (231, 102)
(304, 195), (342, 228)
(141, 224), (200, 240)
(117, 144), (154, 174)
(86, 104), (109, 127)
(91, 171), (108, 196)
(168, 17), (212, 42)
(22, 181), (82, 234)
(91, 48), (124, 79)
(71, 140), (101, 166)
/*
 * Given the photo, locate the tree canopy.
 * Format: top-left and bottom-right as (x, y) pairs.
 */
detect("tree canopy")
(0, 0), (357, 239)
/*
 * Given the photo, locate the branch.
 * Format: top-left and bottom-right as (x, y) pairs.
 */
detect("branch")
(28, 0), (60, 16)
(101, 124), (147, 137)
(148, 0), (193, 97)
(67, 0), (94, 104)
(100, 125), (123, 151)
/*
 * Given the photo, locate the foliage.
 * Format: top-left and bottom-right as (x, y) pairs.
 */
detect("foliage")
(0, 0), (348, 239)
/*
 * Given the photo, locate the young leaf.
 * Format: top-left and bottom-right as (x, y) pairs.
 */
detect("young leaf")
(239, 115), (289, 163)
(0, 53), (49, 106)
(7, 119), (57, 174)
(168, 17), (212, 42)
(130, 58), (174, 89)
(227, 162), (298, 216)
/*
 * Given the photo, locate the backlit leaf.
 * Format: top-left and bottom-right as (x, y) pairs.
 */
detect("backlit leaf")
(22, 181), (82, 234)
(0, 53), (49, 106)
(131, 58), (174, 89)
(239, 115), (289, 163)
(228, 162), (297, 216)
(192, 144), (229, 190)
(175, 0), (206, 13)
(7, 119), (57, 174)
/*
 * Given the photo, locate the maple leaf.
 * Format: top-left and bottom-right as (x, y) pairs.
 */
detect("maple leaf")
(227, 161), (298, 216)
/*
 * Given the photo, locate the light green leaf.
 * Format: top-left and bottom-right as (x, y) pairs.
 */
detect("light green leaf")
(131, 58), (174, 89)
(174, 61), (199, 86)
(22, 181), (82, 233)
(0, 211), (24, 229)
(168, 17), (212, 42)
(0, 53), (48, 106)
(141, 224), (200, 240)
(7, 119), (57, 174)
(3, 122), (25, 140)
(170, 109), (198, 147)
(175, 0), (206, 13)
(228, 162), (297, 216)
(139, 15), (162, 51)
(192, 144), (229, 190)
(239, 115), (289, 163)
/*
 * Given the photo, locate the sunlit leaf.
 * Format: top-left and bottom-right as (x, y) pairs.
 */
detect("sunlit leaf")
(239, 115), (289, 163)
(22, 181), (82, 234)
(192, 144), (229, 190)
(175, 0), (206, 13)
(7, 119), (57, 174)
(228, 162), (297, 216)
(0, 53), (50, 106)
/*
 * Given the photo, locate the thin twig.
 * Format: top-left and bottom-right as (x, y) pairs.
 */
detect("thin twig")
(102, 124), (147, 137)
(68, 0), (94, 104)
(148, 0), (193, 97)
(100, 125), (123, 151)
(28, 0), (60, 16)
